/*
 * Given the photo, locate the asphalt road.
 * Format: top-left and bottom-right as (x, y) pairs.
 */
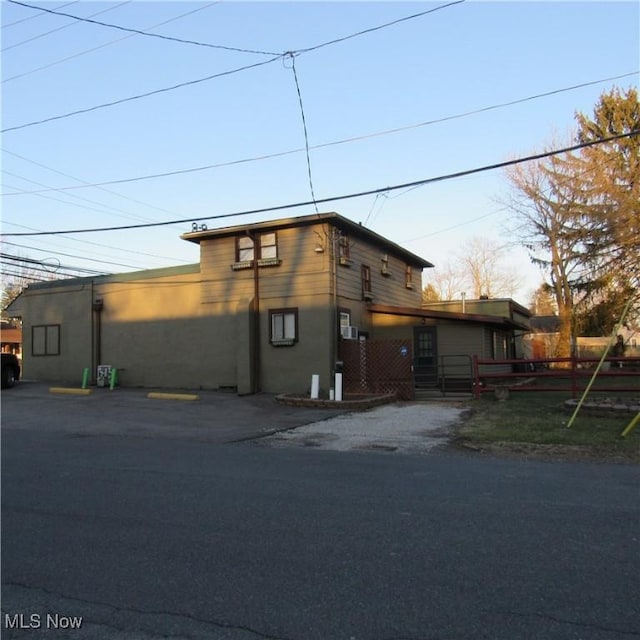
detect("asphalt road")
(2, 385), (639, 640)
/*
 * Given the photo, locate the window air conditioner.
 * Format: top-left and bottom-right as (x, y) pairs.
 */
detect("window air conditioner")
(341, 326), (358, 340)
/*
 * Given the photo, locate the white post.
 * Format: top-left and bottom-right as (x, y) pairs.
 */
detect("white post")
(335, 373), (343, 401)
(310, 374), (320, 399)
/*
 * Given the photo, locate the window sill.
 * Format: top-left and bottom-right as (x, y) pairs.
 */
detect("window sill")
(380, 269), (391, 277)
(339, 257), (353, 267)
(258, 257), (281, 268)
(405, 283), (414, 290)
(270, 339), (295, 347)
(231, 258), (282, 271)
(363, 293), (374, 302)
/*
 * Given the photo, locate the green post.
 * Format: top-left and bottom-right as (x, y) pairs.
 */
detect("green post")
(109, 367), (117, 391)
(81, 367), (89, 389)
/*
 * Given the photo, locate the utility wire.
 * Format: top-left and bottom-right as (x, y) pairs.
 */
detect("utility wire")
(2, 0), (78, 28)
(1, 149), (188, 219)
(6, 0), (279, 55)
(1, 55), (282, 133)
(1, 220), (192, 263)
(6, 71), (634, 195)
(1, 240), (146, 270)
(2, 1), (131, 52)
(3, 131), (636, 237)
(295, 0), (465, 54)
(1, 253), (108, 275)
(2, 2), (465, 133)
(2, 171), (159, 223)
(3, 2), (221, 84)
(1, 269), (50, 282)
(287, 54), (319, 214)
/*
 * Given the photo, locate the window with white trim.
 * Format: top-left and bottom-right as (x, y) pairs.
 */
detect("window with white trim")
(270, 308), (298, 346)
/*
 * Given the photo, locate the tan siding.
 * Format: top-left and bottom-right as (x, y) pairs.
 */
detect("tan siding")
(200, 226), (331, 305)
(336, 236), (424, 307)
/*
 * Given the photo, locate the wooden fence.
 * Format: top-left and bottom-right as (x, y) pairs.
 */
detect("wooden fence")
(341, 339), (414, 400)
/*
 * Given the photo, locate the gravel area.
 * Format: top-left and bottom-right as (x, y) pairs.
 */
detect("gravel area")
(262, 402), (468, 453)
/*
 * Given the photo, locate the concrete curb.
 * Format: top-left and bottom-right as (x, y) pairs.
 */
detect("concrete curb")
(147, 392), (200, 401)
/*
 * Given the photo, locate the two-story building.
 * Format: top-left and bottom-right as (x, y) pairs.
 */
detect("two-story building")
(6, 212), (530, 396)
(7, 213), (430, 394)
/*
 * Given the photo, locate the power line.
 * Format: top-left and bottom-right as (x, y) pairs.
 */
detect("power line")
(1, 55), (283, 134)
(1, 149), (189, 218)
(398, 143), (626, 245)
(2, 0), (79, 29)
(1, 220), (193, 263)
(3, 131), (636, 237)
(6, 71), (634, 195)
(0, 240), (146, 270)
(2, 1), (131, 52)
(286, 54), (319, 214)
(1, 269), (49, 282)
(2, 171), (158, 223)
(1, 2), (465, 134)
(295, 0), (465, 55)
(6, 0), (279, 56)
(2, 2), (221, 84)
(1, 253), (108, 275)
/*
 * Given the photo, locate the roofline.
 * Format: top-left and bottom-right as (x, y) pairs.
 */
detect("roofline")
(369, 304), (531, 331)
(423, 298), (531, 317)
(181, 212), (434, 269)
(24, 263), (200, 291)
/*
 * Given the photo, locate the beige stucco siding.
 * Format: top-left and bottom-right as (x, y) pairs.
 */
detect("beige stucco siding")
(92, 270), (232, 388)
(259, 296), (334, 395)
(20, 284), (93, 383)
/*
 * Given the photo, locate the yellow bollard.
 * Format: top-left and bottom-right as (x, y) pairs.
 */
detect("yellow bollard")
(621, 412), (640, 439)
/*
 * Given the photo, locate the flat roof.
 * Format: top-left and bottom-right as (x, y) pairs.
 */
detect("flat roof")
(22, 263), (201, 291)
(370, 304), (531, 331)
(181, 212), (434, 269)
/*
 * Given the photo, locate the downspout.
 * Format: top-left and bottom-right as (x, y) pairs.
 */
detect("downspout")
(331, 225), (339, 373)
(92, 291), (104, 378)
(248, 231), (261, 393)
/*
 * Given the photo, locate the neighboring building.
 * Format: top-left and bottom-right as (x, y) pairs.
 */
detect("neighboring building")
(6, 212), (532, 396)
(1, 322), (22, 358)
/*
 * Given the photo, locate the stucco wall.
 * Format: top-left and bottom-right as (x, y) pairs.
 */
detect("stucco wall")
(20, 284), (93, 384)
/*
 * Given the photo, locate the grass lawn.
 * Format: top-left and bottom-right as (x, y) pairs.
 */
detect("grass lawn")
(458, 389), (640, 462)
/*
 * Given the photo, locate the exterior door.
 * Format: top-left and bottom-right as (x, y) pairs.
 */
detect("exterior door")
(413, 326), (438, 388)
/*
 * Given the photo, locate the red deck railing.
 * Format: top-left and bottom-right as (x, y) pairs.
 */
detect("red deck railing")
(472, 355), (640, 399)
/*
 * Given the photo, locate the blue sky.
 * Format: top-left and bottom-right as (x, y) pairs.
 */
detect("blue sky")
(2, 0), (638, 303)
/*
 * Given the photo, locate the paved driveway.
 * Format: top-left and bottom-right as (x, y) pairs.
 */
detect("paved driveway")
(1, 382), (347, 442)
(3, 383), (467, 452)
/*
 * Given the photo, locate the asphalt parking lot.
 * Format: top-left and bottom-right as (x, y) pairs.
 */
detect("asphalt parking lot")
(2, 382), (468, 452)
(1, 382), (348, 443)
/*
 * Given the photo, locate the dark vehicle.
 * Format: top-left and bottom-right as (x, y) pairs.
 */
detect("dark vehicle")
(1, 353), (20, 388)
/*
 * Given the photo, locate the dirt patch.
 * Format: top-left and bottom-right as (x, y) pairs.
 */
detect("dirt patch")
(452, 437), (639, 464)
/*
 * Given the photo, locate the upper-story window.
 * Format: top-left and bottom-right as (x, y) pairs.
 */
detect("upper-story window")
(381, 254), (390, 276)
(361, 265), (373, 300)
(234, 232), (279, 268)
(405, 265), (414, 289)
(338, 233), (352, 266)
(237, 236), (254, 262)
